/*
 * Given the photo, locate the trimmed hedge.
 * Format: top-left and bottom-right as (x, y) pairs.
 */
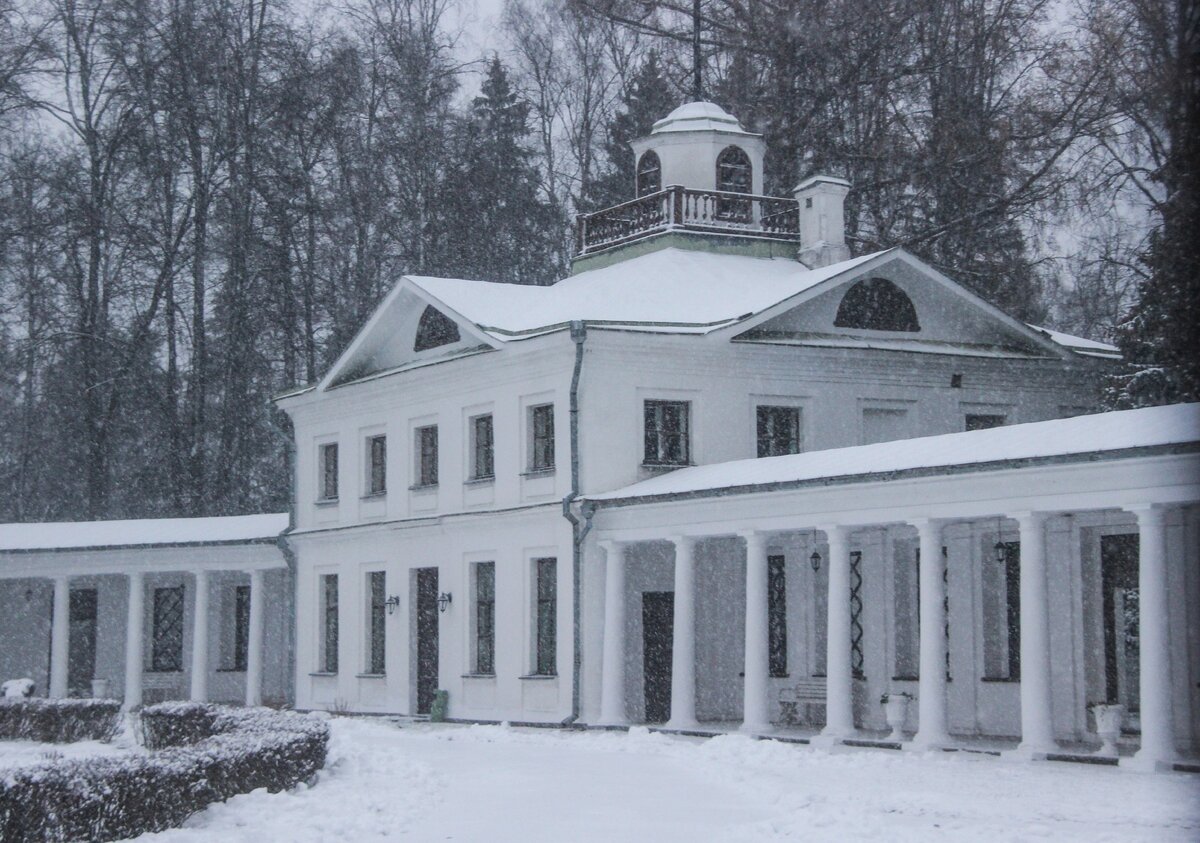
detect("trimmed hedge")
(0, 699), (121, 744)
(0, 702), (330, 843)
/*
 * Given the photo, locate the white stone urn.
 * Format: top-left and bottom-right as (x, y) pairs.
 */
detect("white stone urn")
(90, 678), (111, 699)
(1092, 703), (1125, 756)
(882, 692), (913, 741)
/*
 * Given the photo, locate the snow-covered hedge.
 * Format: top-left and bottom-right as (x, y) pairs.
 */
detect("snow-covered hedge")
(0, 702), (330, 843)
(0, 698), (121, 743)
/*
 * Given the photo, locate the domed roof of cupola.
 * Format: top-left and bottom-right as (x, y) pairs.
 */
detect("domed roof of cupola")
(650, 101), (758, 137)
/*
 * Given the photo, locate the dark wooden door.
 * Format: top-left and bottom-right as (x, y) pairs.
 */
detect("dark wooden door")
(1101, 534), (1139, 711)
(68, 589), (97, 696)
(416, 568), (439, 715)
(642, 591), (674, 723)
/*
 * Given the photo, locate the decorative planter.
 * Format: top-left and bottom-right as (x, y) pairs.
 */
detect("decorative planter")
(883, 695), (912, 741)
(1092, 703), (1124, 756)
(90, 678), (111, 699)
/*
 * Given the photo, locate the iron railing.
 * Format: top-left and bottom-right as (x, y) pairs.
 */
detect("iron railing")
(576, 185), (800, 254)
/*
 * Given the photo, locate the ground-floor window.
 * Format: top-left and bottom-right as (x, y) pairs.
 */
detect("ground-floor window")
(367, 571), (386, 674)
(892, 540), (919, 678)
(151, 585), (185, 672)
(768, 556), (787, 677)
(233, 585), (250, 671)
(474, 562), (495, 675)
(321, 574), (339, 673)
(983, 540), (1020, 679)
(534, 558), (557, 675)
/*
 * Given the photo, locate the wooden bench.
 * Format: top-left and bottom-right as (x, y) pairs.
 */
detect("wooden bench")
(778, 678), (827, 726)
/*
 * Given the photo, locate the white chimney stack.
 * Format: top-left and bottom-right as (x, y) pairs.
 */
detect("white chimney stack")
(794, 175), (851, 268)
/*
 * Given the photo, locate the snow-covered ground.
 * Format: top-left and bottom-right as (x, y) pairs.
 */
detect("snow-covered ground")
(135, 717), (1200, 842)
(0, 737), (128, 769)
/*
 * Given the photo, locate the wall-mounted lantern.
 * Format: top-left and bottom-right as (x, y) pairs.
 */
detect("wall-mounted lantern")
(384, 595), (401, 615)
(809, 550), (822, 572)
(437, 592), (453, 613)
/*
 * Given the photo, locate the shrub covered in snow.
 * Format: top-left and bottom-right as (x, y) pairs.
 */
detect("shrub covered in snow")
(1, 678), (35, 699)
(0, 698), (121, 743)
(0, 702), (330, 843)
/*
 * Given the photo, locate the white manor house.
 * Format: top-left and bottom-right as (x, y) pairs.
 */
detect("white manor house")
(2, 101), (1197, 773)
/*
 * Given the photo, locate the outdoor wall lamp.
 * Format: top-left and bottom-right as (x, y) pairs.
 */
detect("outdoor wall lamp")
(437, 592), (453, 613)
(809, 550), (822, 572)
(993, 516), (1007, 563)
(384, 595), (401, 615)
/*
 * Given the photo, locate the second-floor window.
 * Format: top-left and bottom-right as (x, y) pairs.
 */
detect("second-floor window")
(471, 415), (494, 480)
(367, 435), (386, 495)
(416, 425), (438, 487)
(529, 404), (555, 471)
(319, 443), (338, 500)
(757, 406), (802, 457)
(644, 400), (690, 466)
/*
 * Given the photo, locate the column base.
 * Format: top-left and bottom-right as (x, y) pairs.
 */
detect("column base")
(739, 721), (770, 737)
(811, 729), (856, 749)
(664, 718), (700, 732)
(1122, 750), (1179, 773)
(908, 733), (950, 752)
(1004, 742), (1056, 761)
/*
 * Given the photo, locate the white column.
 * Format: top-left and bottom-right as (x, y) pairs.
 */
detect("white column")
(245, 569), (266, 707)
(49, 576), (71, 698)
(189, 569), (210, 702)
(597, 541), (628, 725)
(667, 535), (698, 730)
(741, 531), (770, 734)
(1014, 511), (1055, 756)
(1129, 505), (1176, 769)
(912, 519), (949, 749)
(821, 524), (856, 738)
(123, 571), (144, 710)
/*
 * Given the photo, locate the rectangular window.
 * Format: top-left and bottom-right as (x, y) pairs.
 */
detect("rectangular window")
(643, 400), (690, 465)
(321, 574), (339, 673)
(471, 415), (494, 479)
(768, 555), (787, 677)
(757, 406), (802, 458)
(862, 407), (909, 445)
(416, 425), (438, 487)
(151, 586), (184, 672)
(529, 404), (555, 471)
(1002, 541), (1020, 679)
(367, 435), (387, 495)
(319, 443), (339, 500)
(367, 571), (386, 674)
(474, 562), (495, 675)
(535, 558), (557, 675)
(233, 585), (250, 671)
(892, 541), (919, 678)
(965, 413), (1006, 431)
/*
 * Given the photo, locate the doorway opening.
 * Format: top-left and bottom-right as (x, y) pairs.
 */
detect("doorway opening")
(68, 588), (97, 696)
(642, 591), (673, 723)
(1101, 533), (1139, 724)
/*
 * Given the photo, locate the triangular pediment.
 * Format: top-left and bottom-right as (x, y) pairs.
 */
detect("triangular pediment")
(730, 251), (1068, 359)
(319, 280), (498, 390)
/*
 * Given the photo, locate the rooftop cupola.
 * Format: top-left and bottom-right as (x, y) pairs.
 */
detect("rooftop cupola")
(629, 102), (766, 196)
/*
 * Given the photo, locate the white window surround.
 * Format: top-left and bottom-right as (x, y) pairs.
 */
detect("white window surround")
(313, 567), (340, 675)
(521, 546), (558, 676)
(314, 435), (340, 504)
(407, 414), (439, 490)
(465, 405), (495, 482)
(858, 398), (917, 446)
(521, 392), (557, 475)
(361, 566), (387, 676)
(637, 386), (700, 470)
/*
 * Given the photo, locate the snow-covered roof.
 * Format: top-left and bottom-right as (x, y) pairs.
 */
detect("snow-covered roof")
(1027, 325), (1121, 358)
(0, 513), (289, 552)
(650, 101), (758, 136)
(587, 403), (1200, 504)
(408, 249), (884, 340)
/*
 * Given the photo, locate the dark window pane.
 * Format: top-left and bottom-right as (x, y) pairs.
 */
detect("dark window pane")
(414, 306), (460, 352)
(536, 558), (557, 675)
(151, 586), (184, 672)
(233, 585), (250, 671)
(473, 415), (494, 478)
(323, 574), (339, 673)
(321, 443), (339, 499)
(768, 556), (787, 677)
(757, 406), (801, 458)
(417, 426), (438, 486)
(476, 563), (495, 674)
(965, 414), (1006, 431)
(369, 571), (386, 674)
(369, 436), (387, 494)
(1003, 542), (1021, 679)
(636, 151), (662, 196)
(834, 278), (920, 332)
(643, 400), (690, 465)
(531, 405), (555, 471)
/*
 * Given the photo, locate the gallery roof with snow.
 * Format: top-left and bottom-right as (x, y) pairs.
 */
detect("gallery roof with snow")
(2, 100), (1197, 773)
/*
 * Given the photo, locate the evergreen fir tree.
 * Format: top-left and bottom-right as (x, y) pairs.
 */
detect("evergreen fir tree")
(584, 52), (677, 212)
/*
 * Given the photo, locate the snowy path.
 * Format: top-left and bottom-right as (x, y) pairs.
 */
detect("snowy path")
(136, 718), (1200, 842)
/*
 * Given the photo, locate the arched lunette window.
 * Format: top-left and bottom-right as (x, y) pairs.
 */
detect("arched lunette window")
(636, 151), (661, 197)
(414, 306), (461, 352)
(834, 278), (921, 332)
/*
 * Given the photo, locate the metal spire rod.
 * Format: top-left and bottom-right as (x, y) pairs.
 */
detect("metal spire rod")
(692, 0), (703, 101)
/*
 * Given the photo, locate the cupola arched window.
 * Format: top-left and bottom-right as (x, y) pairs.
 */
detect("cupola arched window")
(716, 146), (752, 194)
(414, 305), (461, 352)
(834, 278), (920, 332)
(636, 151), (661, 197)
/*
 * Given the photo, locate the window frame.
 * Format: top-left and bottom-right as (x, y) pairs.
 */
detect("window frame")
(365, 434), (387, 496)
(533, 557), (557, 676)
(643, 399), (691, 467)
(414, 424), (439, 488)
(320, 573), (339, 674)
(473, 562), (496, 676)
(470, 414), (495, 481)
(756, 405), (803, 458)
(366, 570), (386, 675)
(636, 150), (662, 197)
(768, 555), (787, 678)
(318, 442), (339, 501)
(528, 403), (555, 473)
(231, 584), (250, 671)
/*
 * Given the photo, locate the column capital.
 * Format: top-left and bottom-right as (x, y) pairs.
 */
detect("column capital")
(738, 528), (771, 544)
(909, 516), (949, 530)
(1126, 503), (1166, 522)
(1009, 510), (1048, 527)
(596, 539), (625, 554)
(667, 534), (698, 550)
(817, 523), (849, 541)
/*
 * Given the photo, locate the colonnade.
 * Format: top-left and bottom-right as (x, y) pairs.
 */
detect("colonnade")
(596, 504), (1180, 769)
